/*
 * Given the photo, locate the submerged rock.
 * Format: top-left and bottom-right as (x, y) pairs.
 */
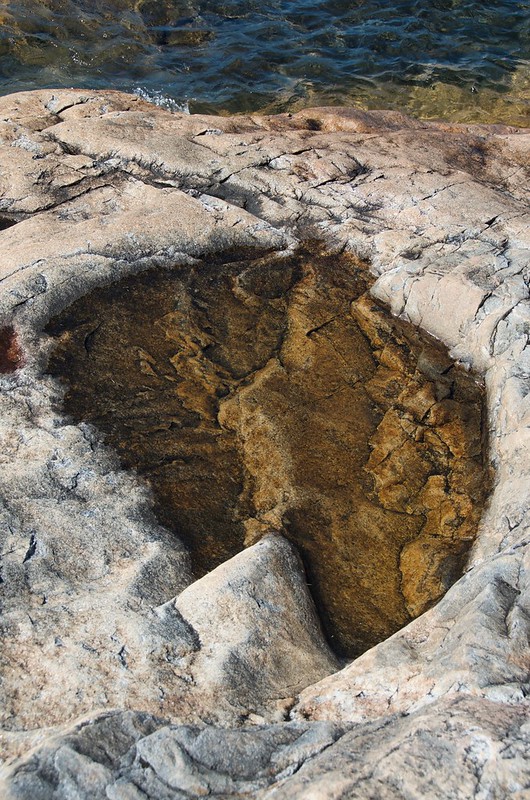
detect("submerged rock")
(44, 245), (488, 657)
(0, 89), (528, 796)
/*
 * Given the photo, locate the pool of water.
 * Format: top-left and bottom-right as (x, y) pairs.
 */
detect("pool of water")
(1, 1), (529, 123)
(46, 246), (489, 657)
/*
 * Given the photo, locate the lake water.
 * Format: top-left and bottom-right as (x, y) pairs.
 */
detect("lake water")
(1, 1), (529, 122)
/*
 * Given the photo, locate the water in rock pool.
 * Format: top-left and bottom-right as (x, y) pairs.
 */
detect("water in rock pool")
(46, 247), (490, 658)
(0, 1), (529, 123)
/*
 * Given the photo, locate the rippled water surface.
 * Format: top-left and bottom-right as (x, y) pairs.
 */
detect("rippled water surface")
(1, 0), (530, 122)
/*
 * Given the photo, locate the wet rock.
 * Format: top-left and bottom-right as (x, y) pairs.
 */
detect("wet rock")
(44, 246), (488, 657)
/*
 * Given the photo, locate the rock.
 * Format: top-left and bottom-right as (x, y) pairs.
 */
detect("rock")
(2, 699), (528, 800)
(292, 544), (530, 723)
(0, 89), (528, 795)
(0, 711), (341, 800)
(174, 535), (339, 718)
(264, 696), (530, 800)
(43, 246), (488, 658)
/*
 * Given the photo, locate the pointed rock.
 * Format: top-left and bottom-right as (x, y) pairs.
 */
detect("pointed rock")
(174, 534), (339, 718)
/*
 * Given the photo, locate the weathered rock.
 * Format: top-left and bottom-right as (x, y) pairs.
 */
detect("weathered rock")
(265, 696), (530, 800)
(2, 698), (528, 800)
(174, 535), (338, 718)
(0, 89), (528, 796)
(0, 711), (342, 800)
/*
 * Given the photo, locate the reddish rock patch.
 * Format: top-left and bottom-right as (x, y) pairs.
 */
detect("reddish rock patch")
(0, 326), (25, 373)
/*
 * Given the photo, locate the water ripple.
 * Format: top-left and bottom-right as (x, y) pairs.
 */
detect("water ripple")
(0, 0), (529, 122)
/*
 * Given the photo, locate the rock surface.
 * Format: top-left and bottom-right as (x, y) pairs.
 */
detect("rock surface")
(174, 535), (339, 717)
(2, 711), (343, 800)
(0, 89), (528, 797)
(3, 700), (529, 799)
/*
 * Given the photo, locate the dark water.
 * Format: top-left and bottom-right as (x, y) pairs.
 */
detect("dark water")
(1, 1), (529, 122)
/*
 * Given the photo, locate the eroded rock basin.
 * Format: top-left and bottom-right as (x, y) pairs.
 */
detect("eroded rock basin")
(46, 245), (489, 658)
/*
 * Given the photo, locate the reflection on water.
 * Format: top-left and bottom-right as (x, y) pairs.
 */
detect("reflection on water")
(0, 0), (529, 122)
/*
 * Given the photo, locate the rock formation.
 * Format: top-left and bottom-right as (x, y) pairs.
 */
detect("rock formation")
(0, 89), (528, 798)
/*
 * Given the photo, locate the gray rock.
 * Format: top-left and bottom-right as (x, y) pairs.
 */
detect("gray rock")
(263, 696), (530, 800)
(0, 89), (529, 795)
(174, 535), (339, 719)
(0, 712), (341, 799)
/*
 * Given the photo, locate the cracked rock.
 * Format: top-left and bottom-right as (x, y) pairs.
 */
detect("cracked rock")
(0, 89), (529, 797)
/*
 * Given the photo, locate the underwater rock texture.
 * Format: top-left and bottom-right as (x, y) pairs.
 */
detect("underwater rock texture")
(44, 246), (487, 658)
(0, 90), (529, 798)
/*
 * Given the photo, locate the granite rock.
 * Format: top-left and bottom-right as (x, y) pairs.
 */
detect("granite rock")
(0, 89), (528, 796)
(0, 711), (342, 800)
(174, 535), (339, 719)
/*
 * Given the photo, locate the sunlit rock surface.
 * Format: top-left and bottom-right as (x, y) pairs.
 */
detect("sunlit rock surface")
(0, 90), (529, 798)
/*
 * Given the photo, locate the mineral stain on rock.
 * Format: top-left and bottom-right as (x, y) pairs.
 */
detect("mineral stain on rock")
(0, 325), (25, 373)
(46, 245), (489, 658)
